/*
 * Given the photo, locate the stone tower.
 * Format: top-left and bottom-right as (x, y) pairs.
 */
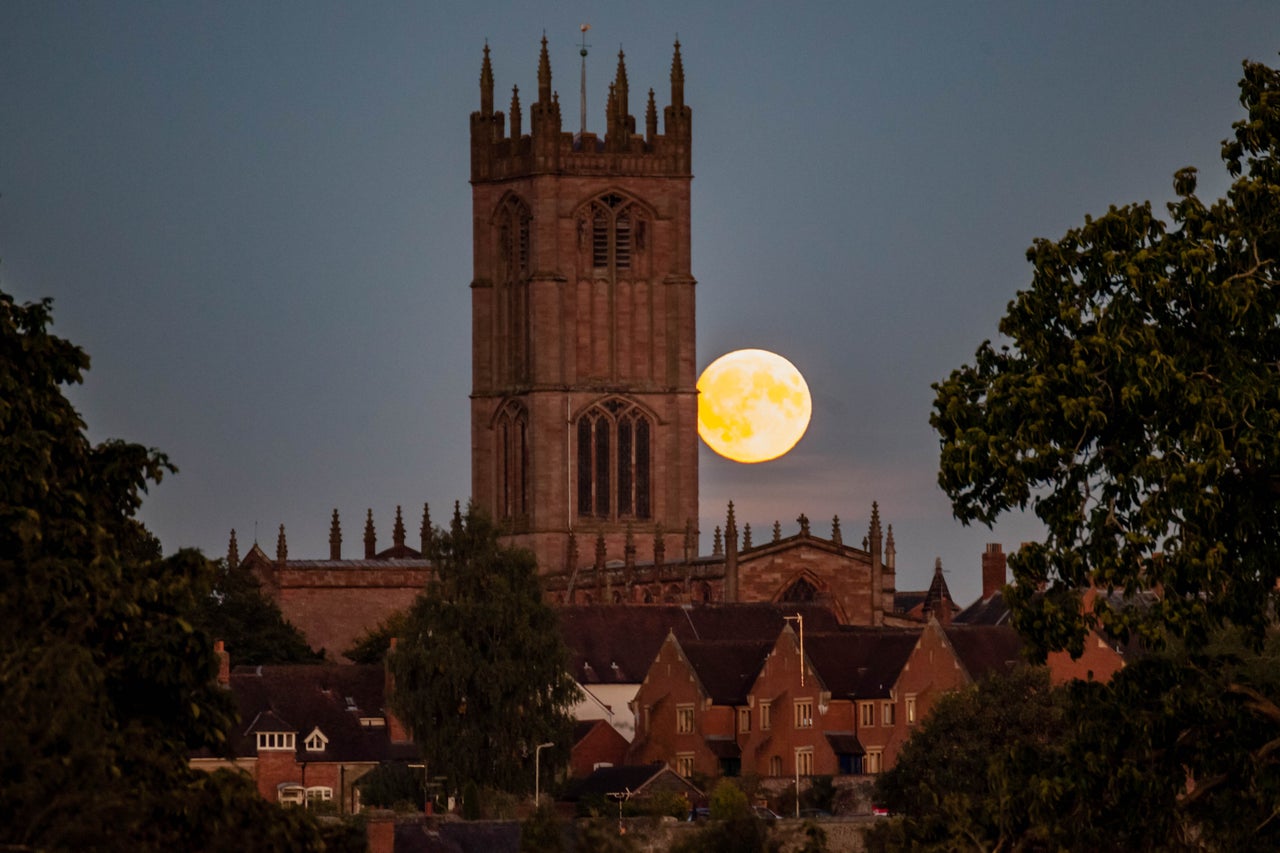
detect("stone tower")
(470, 37), (698, 572)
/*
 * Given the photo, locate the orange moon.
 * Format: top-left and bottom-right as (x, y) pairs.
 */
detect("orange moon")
(697, 349), (812, 463)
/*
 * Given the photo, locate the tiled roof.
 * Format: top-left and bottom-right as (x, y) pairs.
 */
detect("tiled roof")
(215, 664), (417, 763)
(824, 732), (864, 755)
(943, 624), (1024, 681)
(954, 591), (1011, 625)
(558, 603), (844, 685)
(803, 628), (921, 699)
(680, 640), (773, 705)
(564, 763), (702, 800)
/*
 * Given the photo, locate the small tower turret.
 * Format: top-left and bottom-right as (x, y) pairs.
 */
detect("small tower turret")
(329, 509), (342, 560)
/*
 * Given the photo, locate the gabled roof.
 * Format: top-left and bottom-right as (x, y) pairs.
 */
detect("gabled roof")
(680, 639), (773, 705)
(803, 628), (921, 699)
(209, 664), (417, 763)
(954, 590), (1011, 625)
(564, 762), (702, 800)
(558, 603), (844, 685)
(942, 623), (1024, 681)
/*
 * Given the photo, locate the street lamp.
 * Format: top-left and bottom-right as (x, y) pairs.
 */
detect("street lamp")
(535, 742), (555, 807)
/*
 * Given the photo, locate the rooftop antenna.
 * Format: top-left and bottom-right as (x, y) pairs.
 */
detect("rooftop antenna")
(579, 23), (591, 136)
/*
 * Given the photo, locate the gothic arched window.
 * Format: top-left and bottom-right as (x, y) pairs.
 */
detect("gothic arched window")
(580, 193), (645, 271)
(781, 578), (819, 603)
(495, 401), (529, 525)
(576, 398), (652, 521)
(494, 195), (532, 383)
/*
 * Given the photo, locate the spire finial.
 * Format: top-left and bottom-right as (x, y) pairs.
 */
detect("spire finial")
(645, 88), (657, 141)
(538, 33), (552, 104)
(276, 524), (288, 562)
(742, 523), (753, 550)
(670, 38), (685, 109)
(420, 503), (433, 556)
(480, 42), (494, 116)
(798, 513), (811, 537)
(713, 525), (723, 556)
(329, 509), (342, 560)
(773, 520), (782, 543)
(510, 85), (521, 138)
(364, 509), (376, 559)
(451, 501), (463, 535)
(831, 515), (842, 546)
(227, 529), (239, 568)
(393, 505), (406, 549)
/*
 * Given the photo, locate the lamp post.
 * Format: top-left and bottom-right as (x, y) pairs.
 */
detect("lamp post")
(535, 742), (555, 807)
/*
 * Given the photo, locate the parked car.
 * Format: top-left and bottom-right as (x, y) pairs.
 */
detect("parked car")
(686, 807), (710, 822)
(872, 805), (891, 817)
(800, 808), (833, 820)
(753, 806), (782, 820)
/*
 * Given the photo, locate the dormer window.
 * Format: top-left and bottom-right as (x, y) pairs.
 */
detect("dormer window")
(256, 731), (296, 751)
(304, 727), (329, 752)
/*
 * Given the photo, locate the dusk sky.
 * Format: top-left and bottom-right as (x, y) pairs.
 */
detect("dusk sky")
(4, 3), (1278, 605)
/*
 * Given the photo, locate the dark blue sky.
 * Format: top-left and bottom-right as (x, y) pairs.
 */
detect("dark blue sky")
(4, 2), (1278, 603)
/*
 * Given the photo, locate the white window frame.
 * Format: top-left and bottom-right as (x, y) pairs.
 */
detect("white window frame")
(906, 694), (917, 726)
(795, 747), (814, 777)
(760, 701), (772, 731)
(676, 752), (695, 778)
(304, 727), (328, 752)
(794, 699), (814, 729)
(676, 704), (695, 734)
(865, 749), (883, 774)
(305, 786), (333, 803)
(257, 731), (296, 751)
(859, 701), (875, 728)
(882, 701), (895, 726)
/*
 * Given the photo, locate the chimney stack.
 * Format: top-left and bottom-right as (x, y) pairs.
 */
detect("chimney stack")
(982, 543), (1007, 600)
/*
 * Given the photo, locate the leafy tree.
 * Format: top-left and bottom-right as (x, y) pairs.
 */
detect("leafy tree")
(0, 289), (334, 850)
(671, 780), (775, 853)
(520, 801), (565, 852)
(389, 505), (578, 794)
(343, 607), (407, 664)
(869, 667), (1068, 852)
(192, 557), (323, 665)
(355, 762), (425, 811)
(932, 59), (1280, 658)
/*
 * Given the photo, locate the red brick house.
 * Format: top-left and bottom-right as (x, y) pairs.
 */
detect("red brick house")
(570, 719), (630, 779)
(191, 645), (416, 812)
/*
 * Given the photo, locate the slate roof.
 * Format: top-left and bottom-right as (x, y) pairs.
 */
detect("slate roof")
(803, 628), (921, 699)
(558, 603), (844, 685)
(211, 664), (417, 763)
(680, 639), (773, 705)
(942, 624), (1024, 681)
(954, 590), (1011, 625)
(564, 762), (701, 801)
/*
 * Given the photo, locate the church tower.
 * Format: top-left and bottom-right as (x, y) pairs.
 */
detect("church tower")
(470, 37), (697, 572)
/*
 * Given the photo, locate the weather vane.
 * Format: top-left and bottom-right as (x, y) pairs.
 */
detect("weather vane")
(579, 23), (591, 136)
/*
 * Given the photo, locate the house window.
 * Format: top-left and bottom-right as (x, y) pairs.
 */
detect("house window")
(795, 747), (814, 777)
(865, 749), (883, 775)
(576, 400), (651, 520)
(738, 708), (751, 734)
(676, 753), (695, 778)
(677, 704), (695, 734)
(257, 732), (296, 751)
(882, 702), (896, 726)
(760, 701), (772, 731)
(769, 755), (783, 776)
(859, 702), (875, 728)
(906, 695), (917, 726)
(306, 786), (333, 803)
(794, 699), (813, 729)
(278, 784), (305, 806)
(304, 727), (328, 752)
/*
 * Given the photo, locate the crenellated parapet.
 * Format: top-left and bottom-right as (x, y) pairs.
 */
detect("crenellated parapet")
(471, 37), (692, 183)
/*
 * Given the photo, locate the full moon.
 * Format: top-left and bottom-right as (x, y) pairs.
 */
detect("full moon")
(697, 349), (813, 463)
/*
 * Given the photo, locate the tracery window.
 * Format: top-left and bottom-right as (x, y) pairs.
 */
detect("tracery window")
(576, 398), (651, 520)
(496, 195), (531, 281)
(494, 194), (532, 383)
(495, 401), (529, 524)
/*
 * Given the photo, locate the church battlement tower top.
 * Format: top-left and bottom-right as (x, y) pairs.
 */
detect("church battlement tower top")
(471, 38), (691, 183)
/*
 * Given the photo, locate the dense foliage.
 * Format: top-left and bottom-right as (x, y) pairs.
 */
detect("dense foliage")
(389, 505), (577, 795)
(0, 290), (347, 850)
(192, 556), (323, 665)
(932, 59), (1280, 658)
(872, 635), (1280, 851)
